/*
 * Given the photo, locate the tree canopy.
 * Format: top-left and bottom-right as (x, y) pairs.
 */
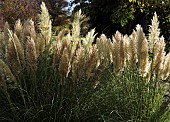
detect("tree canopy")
(71, 0), (170, 51)
(2, 0), (40, 26)
(2, 0), (69, 28)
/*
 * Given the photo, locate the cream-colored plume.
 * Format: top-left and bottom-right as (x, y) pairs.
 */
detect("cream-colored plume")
(35, 34), (45, 57)
(25, 36), (37, 73)
(136, 25), (149, 77)
(85, 45), (98, 79)
(96, 34), (112, 65)
(53, 31), (70, 68)
(38, 2), (52, 45)
(161, 53), (170, 80)
(23, 19), (36, 41)
(0, 59), (16, 87)
(70, 10), (84, 59)
(127, 31), (138, 69)
(148, 12), (160, 53)
(6, 30), (23, 74)
(13, 33), (24, 68)
(123, 34), (129, 66)
(58, 47), (71, 78)
(72, 10), (83, 42)
(152, 36), (166, 79)
(83, 29), (96, 49)
(72, 47), (85, 81)
(14, 19), (23, 38)
(1, 22), (10, 55)
(112, 31), (125, 73)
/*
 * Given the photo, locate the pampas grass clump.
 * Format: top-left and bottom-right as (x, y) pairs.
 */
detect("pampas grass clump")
(0, 2), (169, 122)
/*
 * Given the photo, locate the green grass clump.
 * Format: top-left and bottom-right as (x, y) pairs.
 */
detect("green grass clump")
(75, 68), (169, 122)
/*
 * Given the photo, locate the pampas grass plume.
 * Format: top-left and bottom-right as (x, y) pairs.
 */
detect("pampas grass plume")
(6, 30), (22, 74)
(148, 12), (160, 53)
(85, 45), (98, 79)
(162, 53), (170, 80)
(0, 59), (16, 87)
(53, 32), (70, 68)
(25, 36), (37, 73)
(58, 47), (71, 78)
(38, 2), (52, 45)
(113, 31), (125, 73)
(71, 47), (85, 81)
(1, 22), (10, 54)
(152, 36), (166, 79)
(72, 10), (82, 41)
(13, 33), (24, 68)
(127, 31), (138, 69)
(136, 25), (149, 77)
(83, 29), (96, 49)
(96, 34), (113, 67)
(23, 19), (36, 41)
(14, 19), (22, 38)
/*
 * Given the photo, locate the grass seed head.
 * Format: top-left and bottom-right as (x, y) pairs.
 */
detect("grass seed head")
(162, 53), (170, 80)
(72, 10), (83, 42)
(85, 45), (98, 79)
(71, 47), (85, 81)
(83, 28), (96, 49)
(25, 36), (37, 73)
(149, 12), (160, 53)
(58, 47), (71, 78)
(14, 19), (23, 38)
(23, 19), (36, 41)
(136, 25), (149, 77)
(38, 2), (52, 45)
(127, 32), (138, 69)
(152, 36), (166, 79)
(113, 31), (125, 73)
(1, 22), (10, 54)
(6, 30), (22, 74)
(0, 59), (16, 87)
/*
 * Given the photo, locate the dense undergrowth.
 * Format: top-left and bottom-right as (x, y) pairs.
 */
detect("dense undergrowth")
(0, 2), (169, 122)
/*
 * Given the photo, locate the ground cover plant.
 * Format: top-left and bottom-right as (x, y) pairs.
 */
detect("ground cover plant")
(0, 2), (169, 122)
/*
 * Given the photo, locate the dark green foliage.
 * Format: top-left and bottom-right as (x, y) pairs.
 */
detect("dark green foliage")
(71, 0), (170, 51)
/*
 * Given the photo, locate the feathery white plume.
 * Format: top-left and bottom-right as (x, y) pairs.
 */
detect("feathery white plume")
(148, 12), (160, 53)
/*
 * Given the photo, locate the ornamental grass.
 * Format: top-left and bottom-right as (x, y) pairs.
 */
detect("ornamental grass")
(0, 2), (169, 122)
